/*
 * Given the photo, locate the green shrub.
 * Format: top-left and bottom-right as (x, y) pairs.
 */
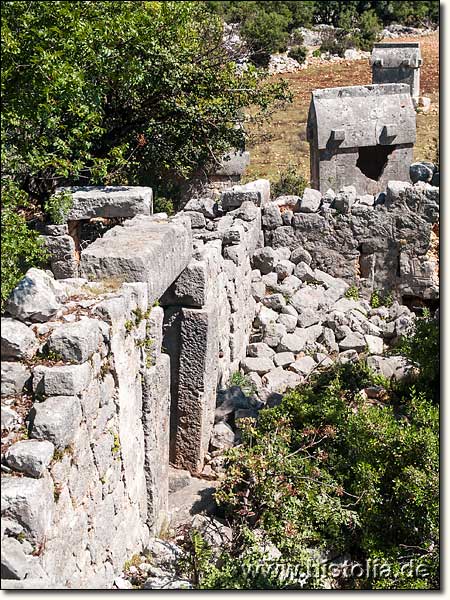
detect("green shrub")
(229, 371), (257, 396)
(153, 197), (175, 216)
(345, 285), (359, 301)
(43, 190), (73, 225)
(240, 10), (290, 66)
(196, 356), (439, 589)
(1, 181), (48, 307)
(271, 166), (307, 198)
(287, 45), (307, 64)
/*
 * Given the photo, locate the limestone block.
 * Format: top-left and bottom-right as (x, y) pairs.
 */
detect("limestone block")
(273, 352), (295, 368)
(367, 355), (413, 380)
(4, 269), (64, 323)
(290, 247), (312, 265)
(55, 186), (153, 221)
(246, 342), (275, 358)
(1, 319), (39, 361)
(240, 357), (274, 375)
(276, 313), (297, 333)
(4, 440), (54, 478)
(1, 407), (20, 430)
(30, 395), (82, 449)
(142, 353), (171, 535)
(277, 332), (306, 353)
(1, 476), (55, 542)
(262, 322), (287, 348)
(338, 332), (366, 352)
(299, 188), (322, 213)
(41, 235), (78, 279)
(252, 247), (276, 275)
(210, 422), (235, 450)
(262, 367), (302, 395)
(161, 246), (220, 308)
(33, 362), (92, 396)
(80, 215), (192, 305)
(165, 305), (219, 471)
(183, 198), (219, 219)
(262, 204), (283, 229)
(221, 179), (270, 211)
(183, 211), (206, 229)
(290, 356), (317, 376)
(261, 293), (286, 312)
(47, 318), (102, 364)
(1, 536), (47, 580)
(214, 151), (250, 177)
(1, 362), (31, 397)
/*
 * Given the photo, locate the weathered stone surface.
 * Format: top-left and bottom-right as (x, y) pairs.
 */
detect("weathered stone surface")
(165, 305), (219, 471)
(252, 247), (276, 275)
(80, 215), (192, 305)
(297, 308), (321, 328)
(221, 179), (270, 211)
(338, 332), (366, 352)
(364, 334), (384, 355)
(1, 362), (31, 397)
(371, 42), (422, 100)
(4, 269), (64, 323)
(210, 422), (235, 450)
(274, 259), (295, 281)
(367, 355), (413, 380)
(240, 357), (274, 375)
(262, 367), (302, 395)
(47, 318), (102, 364)
(409, 162), (433, 184)
(33, 362), (92, 396)
(30, 395), (82, 449)
(290, 247), (312, 265)
(246, 342), (275, 358)
(5, 440), (54, 478)
(277, 332), (305, 353)
(262, 204), (283, 230)
(290, 356), (316, 376)
(1, 537), (46, 580)
(261, 293), (286, 312)
(184, 211), (207, 229)
(294, 261), (315, 281)
(277, 313), (297, 333)
(299, 188), (322, 213)
(1, 319), (39, 361)
(273, 352), (295, 368)
(56, 186), (153, 221)
(385, 180), (412, 207)
(1, 476), (54, 542)
(41, 235), (78, 279)
(334, 186), (356, 214)
(183, 198), (219, 219)
(142, 353), (171, 535)
(262, 322), (287, 348)
(1, 406), (20, 430)
(215, 151), (251, 177)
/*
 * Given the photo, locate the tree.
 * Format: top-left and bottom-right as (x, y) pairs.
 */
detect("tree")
(1, 1), (289, 302)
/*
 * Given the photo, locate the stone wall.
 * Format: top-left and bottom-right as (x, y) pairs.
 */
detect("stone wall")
(262, 179), (439, 303)
(1, 187), (266, 587)
(1, 173), (439, 589)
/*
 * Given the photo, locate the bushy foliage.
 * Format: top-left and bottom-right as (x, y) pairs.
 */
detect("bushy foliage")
(1, 1), (289, 301)
(190, 354), (439, 589)
(1, 181), (48, 306)
(271, 166), (307, 198)
(287, 45), (308, 65)
(396, 310), (439, 403)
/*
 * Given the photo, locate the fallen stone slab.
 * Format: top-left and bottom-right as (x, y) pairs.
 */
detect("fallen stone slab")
(80, 215), (192, 304)
(289, 356), (317, 377)
(273, 352), (295, 368)
(1, 319), (40, 361)
(54, 186), (153, 221)
(298, 188), (322, 213)
(4, 440), (55, 478)
(367, 355), (413, 380)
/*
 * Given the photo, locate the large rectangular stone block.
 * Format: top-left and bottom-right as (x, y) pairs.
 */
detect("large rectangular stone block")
(163, 305), (219, 472)
(55, 186), (153, 221)
(80, 215), (192, 304)
(142, 353), (171, 535)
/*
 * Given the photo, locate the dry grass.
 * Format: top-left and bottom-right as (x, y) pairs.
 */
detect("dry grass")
(245, 32), (439, 183)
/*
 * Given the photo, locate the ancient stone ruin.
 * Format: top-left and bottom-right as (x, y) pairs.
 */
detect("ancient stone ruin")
(307, 83), (416, 195)
(1, 163), (439, 588)
(370, 42), (422, 103)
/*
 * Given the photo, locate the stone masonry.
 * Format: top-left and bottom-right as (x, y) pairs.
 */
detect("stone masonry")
(371, 42), (422, 102)
(307, 84), (416, 195)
